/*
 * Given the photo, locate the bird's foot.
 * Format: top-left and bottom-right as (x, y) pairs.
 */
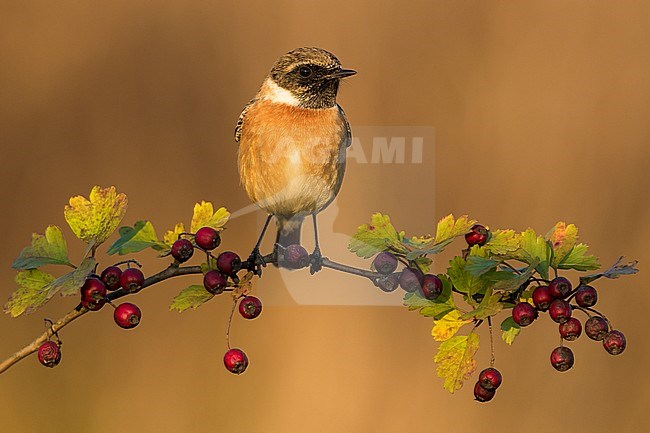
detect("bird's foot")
(246, 247), (266, 277)
(309, 247), (323, 275)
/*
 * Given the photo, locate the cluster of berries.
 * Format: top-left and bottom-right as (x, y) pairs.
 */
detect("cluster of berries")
(511, 276), (626, 372)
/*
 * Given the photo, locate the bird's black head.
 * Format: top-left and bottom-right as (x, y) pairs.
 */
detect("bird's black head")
(269, 47), (356, 109)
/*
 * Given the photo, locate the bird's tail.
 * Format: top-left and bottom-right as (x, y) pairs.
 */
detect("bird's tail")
(275, 216), (303, 248)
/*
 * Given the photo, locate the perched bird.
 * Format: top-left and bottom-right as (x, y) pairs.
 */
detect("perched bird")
(236, 47), (355, 272)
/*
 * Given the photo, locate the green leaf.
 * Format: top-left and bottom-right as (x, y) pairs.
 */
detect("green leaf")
(500, 317), (521, 345)
(460, 288), (503, 320)
(434, 214), (476, 245)
(3, 269), (56, 317)
(434, 332), (480, 393)
(489, 260), (538, 292)
(515, 229), (551, 279)
(546, 222), (579, 267)
(12, 225), (72, 269)
(107, 220), (168, 255)
(190, 201), (230, 233)
(447, 257), (484, 298)
(465, 256), (499, 277)
(52, 258), (97, 297)
(557, 243), (600, 271)
(348, 213), (406, 258)
(64, 185), (128, 248)
(412, 256), (432, 273)
(580, 257), (639, 285)
(170, 285), (214, 312)
(483, 229), (519, 255)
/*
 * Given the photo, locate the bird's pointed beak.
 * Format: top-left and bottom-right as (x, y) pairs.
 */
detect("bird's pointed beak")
(329, 68), (357, 79)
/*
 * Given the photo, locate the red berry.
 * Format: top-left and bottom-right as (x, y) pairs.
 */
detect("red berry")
(550, 346), (574, 372)
(559, 317), (582, 341)
(224, 348), (248, 374)
(282, 244), (309, 269)
(478, 367), (502, 390)
(239, 296), (262, 319)
(217, 251), (242, 276)
(204, 270), (228, 294)
(195, 227), (221, 250)
(375, 274), (399, 292)
(171, 239), (194, 263)
(602, 330), (626, 355)
(473, 382), (495, 402)
(585, 316), (609, 341)
(398, 267), (424, 293)
(465, 224), (489, 247)
(512, 302), (538, 326)
(575, 285), (598, 308)
(420, 274), (443, 300)
(37, 341), (62, 368)
(113, 302), (142, 329)
(548, 276), (572, 299)
(532, 286), (553, 311)
(100, 266), (122, 291)
(80, 277), (107, 303)
(120, 268), (145, 293)
(549, 299), (572, 324)
(373, 252), (398, 275)
(82, 298), (106, 311)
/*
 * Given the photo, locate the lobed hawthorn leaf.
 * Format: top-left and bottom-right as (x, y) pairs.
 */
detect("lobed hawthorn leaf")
(12, 225), (73, 270)
(434, 332), (480, 393)
(4, 269), (56, 317)
(107, 220), (168, 255)
(447, 257), (484, 300)
(500, 316), (521, 345)
(170, 285), (214, 312)
(348, 213), (406, 258)
(460, 288), (503, 320)
(432, 310), (472, 342)
(190, 201), (230, 233)
(579, 257), (639, 285)
(64, 186), (128, 248)
(546, 222), (578, 267)
(163, 223), (186, 247)
(465, 255), (500, 277)
(434, 214), (476, 246)
(512, 229), (551, 279)
(483, 229), (519, 256)
(557, 243), (600, 271)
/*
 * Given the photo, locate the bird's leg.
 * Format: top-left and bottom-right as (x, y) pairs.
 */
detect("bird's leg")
(309, 213), (323, 274)
(247, 214), (272, 276)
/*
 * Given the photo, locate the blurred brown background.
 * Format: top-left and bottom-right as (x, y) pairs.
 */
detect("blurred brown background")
(1, 1), (649, 432)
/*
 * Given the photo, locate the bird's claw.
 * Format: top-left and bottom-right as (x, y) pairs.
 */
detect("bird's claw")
(246, 247), (266, 277)
(309, 247), (323, 274)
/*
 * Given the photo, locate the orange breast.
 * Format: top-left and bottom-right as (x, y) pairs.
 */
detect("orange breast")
(238, 101), (347, 218)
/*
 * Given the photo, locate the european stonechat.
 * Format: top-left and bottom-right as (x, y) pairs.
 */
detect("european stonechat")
(235, 47), (355, 273)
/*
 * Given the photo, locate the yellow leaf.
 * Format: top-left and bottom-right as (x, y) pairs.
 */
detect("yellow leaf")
(546, 222), (578, 267)
(434, 333), (480, 393)
(164, 223), (186, 246)
(64, 186), (128, 247)
(502, 326), (520, 345)
(483, 229), (520, 255)
(434, 214), (476, 245)
(190, 201), (230, 233)
(432, 310), (472, 342)
(3, 269), (56, 317)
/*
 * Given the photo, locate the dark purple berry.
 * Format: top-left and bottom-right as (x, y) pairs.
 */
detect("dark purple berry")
(420, 274), (443, 300)
(37, 341), (61, 368)
(575, 285), (598, 308)
(548, 276), (572, 299)
(373, 252), (398, 275)
(398, 267), (424, 293)
(239, 296), (262, 319)
(224, 348), (248, 374)
(171, 238), (194, 263)
(465, 224), (489, 247)
(603, 330), (626, 355)
(282, 244), (309, 269)
(559, 317), (582, 341)
(120, 268), (145, 293)
(549, 299), (572, 324)
(113, 302), (142, 329)
(478, 367), (502, 390)
(100, 266), (122, 291)
(203, 270), (228, 294)
(217, 251), (242, 276)
(585, 316), (609, 341)
(550, 346), (574, 372)
(375, 274), (399, 293)
(532, 286), (553, 311)
(512, 302), (538, 326)
(473, 382), (495, 402)
(195, 227), (221, 251)
(80, 277), (107, 303)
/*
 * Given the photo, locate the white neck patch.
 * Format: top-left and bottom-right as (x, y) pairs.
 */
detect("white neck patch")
(262, 78), (301, 107)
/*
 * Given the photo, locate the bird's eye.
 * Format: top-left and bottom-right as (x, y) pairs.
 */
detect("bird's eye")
(298, 66), (312, 77)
